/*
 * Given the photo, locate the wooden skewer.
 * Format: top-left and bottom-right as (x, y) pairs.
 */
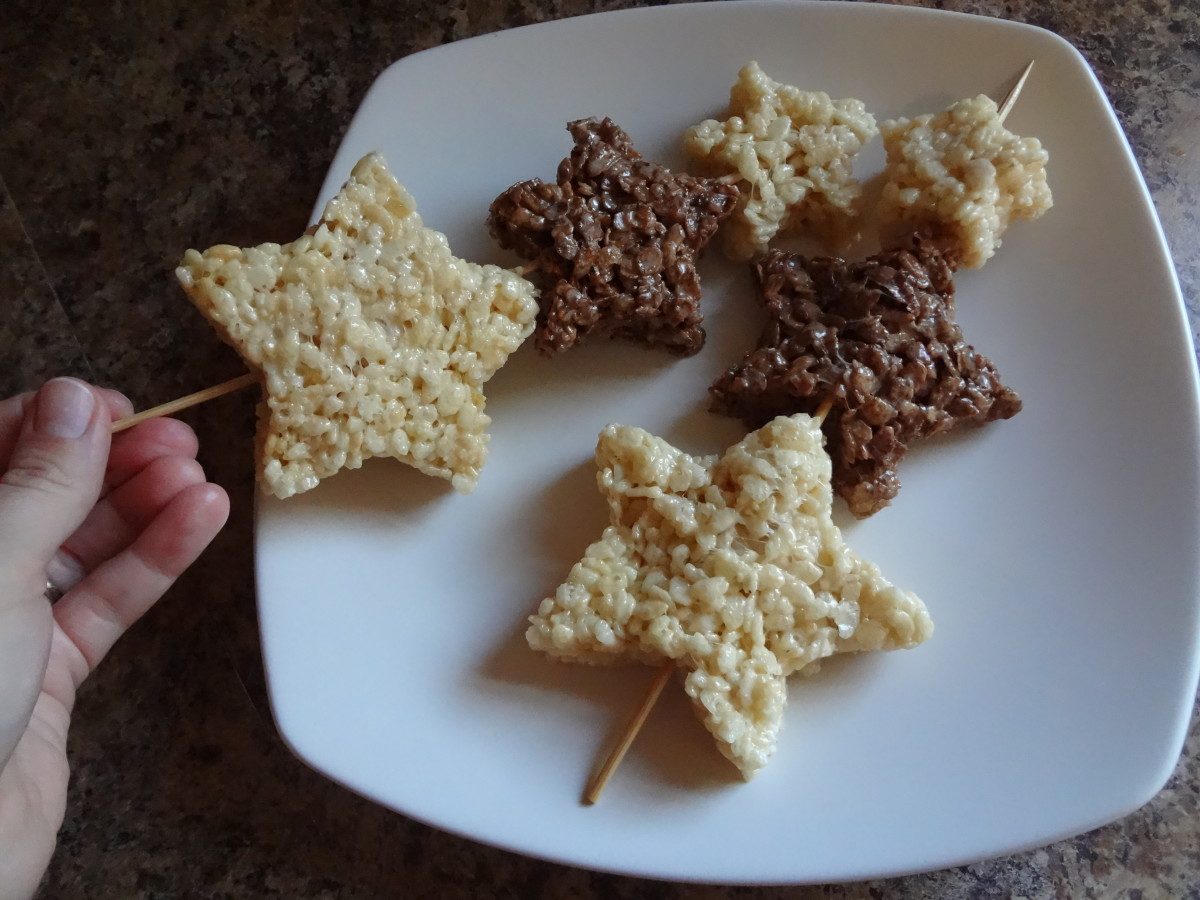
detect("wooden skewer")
(583, 660), (674, 805)
(104, 255), (531, 437)
(102, 254), (532, 436)
(997, 60), (1034, 124)
(107, 259), (532, 434)
(110, 372), (257, 434)
(582, 60), (1037, 805)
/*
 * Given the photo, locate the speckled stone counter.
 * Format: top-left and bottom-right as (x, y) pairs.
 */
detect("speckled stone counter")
(3, 1), (1198, 896)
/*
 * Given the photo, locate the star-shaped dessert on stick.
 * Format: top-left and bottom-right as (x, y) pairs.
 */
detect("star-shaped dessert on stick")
(877, 82), (1051, 269)
(683, 61), (878, 260)
(177, 152), (538, 499)
(709, 236), (1022, 519)
(527, 414), (933, 780)
(488, 117), (738, 356)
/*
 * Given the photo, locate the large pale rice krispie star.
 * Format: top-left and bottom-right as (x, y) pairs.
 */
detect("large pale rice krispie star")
(177, 153), (538, 498)
(527, 415), (932, 779)
(683, 61), (878, 260)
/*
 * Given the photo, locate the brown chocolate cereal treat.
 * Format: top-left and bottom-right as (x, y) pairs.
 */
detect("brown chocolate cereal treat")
(709, 236), (1021, 518)
(488, 117), (738, 356)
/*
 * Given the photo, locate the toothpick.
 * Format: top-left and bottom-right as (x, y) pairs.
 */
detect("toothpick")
(997, 60), (1034, 124)
(813, 397), (834, 424)
(110, 372), (258, 434)
(582, 660), (674, 805)
(108, 256), (531, 437)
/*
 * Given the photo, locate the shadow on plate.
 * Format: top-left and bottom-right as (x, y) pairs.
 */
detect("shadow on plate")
(476, 453), (745, 793)
(484, 333), (678, 410)
(530, 456), (611, 576)
(287, 457), (454, 518)
(661, 393), (746, 459)
(478, 616), (740, 794)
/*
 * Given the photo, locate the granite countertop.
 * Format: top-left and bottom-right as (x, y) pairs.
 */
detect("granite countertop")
(3, 0), (1198, 896)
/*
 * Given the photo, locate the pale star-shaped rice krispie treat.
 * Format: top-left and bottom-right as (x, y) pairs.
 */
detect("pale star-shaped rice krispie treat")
(177, 153), (538, 498)
(527, 414), (933, 779)
(683, 61), (878, 260)
(878, 94), (1052, 268)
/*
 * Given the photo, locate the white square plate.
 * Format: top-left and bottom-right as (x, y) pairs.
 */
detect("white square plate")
(254, 1), (1200, 883)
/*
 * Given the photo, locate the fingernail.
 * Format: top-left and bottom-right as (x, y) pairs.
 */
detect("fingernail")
(35, 378), (96, 439)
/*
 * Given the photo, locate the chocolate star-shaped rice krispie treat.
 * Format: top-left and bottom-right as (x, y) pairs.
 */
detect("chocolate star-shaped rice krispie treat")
(488, 117), (738, 356)
(709, 236), (1021, 518)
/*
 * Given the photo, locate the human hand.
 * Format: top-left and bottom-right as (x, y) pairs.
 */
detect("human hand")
(0, 378), (229, 899)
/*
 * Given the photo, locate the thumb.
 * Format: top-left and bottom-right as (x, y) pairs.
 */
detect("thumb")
(0, 378), (111, 599)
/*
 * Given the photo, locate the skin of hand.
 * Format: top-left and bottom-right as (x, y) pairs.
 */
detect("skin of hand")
(0, 378), (230, 899)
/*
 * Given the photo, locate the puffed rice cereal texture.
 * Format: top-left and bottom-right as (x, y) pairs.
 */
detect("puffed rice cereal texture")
(878, 94), (1052, 269)
(526, 414), (932, 779)
(683, 61), (878, 260)
(177, 153), (538, 498)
